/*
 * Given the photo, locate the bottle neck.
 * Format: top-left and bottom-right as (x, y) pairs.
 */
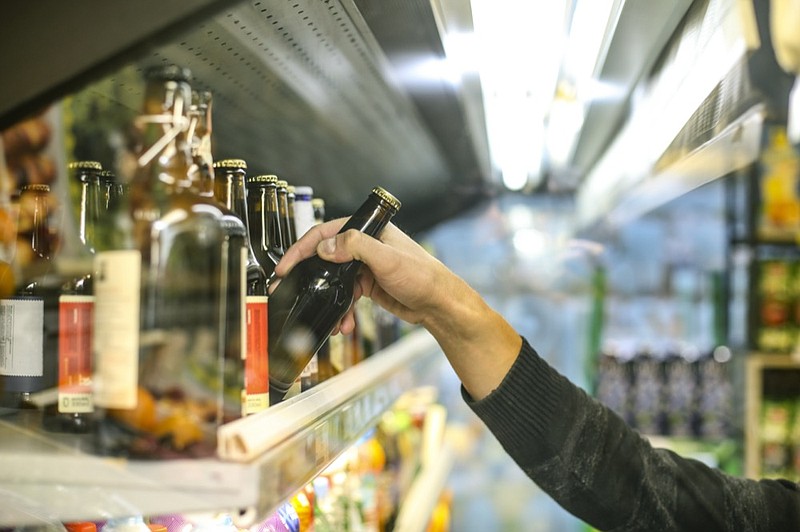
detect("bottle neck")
(246, 183), (283, 266)
(266, 186), (285, 256)
(328, 193), (397, 276)
(133, 80), (195, 195)
(229, 174), (250, 231)
(277, 188), (296, 250)
(17, 187), (55, 285)
(78, 177), (103, 253)
(188, 110), (215, 197)
(217, 171), (259, 258)
(28, 191), (52, 261)
(338, 197), (396, 239)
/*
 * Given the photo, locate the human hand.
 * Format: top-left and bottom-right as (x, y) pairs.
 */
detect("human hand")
(273, 219), (456, 335)
(274, 216), (521, 400)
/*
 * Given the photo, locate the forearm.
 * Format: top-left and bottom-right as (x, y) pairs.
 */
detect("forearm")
(420, 273), (521, 401)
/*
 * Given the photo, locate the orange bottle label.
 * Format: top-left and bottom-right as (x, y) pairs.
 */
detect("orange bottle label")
(58, 295), (94, 413)
(245, 296), (269, 414)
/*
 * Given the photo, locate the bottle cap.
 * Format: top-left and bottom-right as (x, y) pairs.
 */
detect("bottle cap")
(372, 186), (401, 211)
(294, 185), (314, 200)
(68, 161), (102, 171)
(287, 186), (295, 194)
(276, 180), (289, 188)
(213, 159), (247, 170)
(246, 174), (278, 186)
(21, 184), (50, 193)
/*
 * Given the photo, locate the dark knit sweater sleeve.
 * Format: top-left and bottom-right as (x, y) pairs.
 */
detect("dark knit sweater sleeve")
(463, 337), (800, 531)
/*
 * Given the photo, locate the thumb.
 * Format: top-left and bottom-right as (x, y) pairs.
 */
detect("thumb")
(316, 229), (374, 263)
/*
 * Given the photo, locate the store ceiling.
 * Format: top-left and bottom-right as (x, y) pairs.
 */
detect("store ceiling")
(3, 0), (694, 233)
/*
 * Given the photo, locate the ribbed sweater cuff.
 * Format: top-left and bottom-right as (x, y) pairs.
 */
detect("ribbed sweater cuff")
(462, 336), (574, 465)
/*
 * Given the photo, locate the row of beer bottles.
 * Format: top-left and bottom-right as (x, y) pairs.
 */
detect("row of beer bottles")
(0, 64), (400, 460)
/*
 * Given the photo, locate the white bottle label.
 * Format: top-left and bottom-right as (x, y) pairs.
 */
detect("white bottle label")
(93, 250), (141, 409)
(0, 299), (44, 376)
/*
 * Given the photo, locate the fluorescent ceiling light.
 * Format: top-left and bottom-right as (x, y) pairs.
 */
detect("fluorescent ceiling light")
(562, 0), (620, 92)
(468, 0), (568, 190)
(546, 0), (620, 171)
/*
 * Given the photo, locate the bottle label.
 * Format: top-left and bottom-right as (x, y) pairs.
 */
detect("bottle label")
(58, 294), (94, 413)
(245, 295), (269, 414)
(93, 250), (141, 409)
(0, 298), (44, 376)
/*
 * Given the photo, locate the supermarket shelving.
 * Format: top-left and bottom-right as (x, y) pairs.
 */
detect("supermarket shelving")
(744, 352), (800, 478)
(0, 329), (442, 526)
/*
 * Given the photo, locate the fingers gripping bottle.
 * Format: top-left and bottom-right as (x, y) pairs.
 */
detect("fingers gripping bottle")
(267, 187), (400, 403)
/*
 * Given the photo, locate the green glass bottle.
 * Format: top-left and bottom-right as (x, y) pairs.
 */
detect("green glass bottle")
(42, 161), (102, 433)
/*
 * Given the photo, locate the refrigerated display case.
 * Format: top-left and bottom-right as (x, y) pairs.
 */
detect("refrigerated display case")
(4, 0), (800, 529)
(1, 1), (469, 526)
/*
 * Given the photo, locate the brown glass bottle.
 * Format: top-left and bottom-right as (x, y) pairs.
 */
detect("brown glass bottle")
(0, 184), (59, 412)
(93, 65), (230, 458)
(285, 185), (298, 247)
(213, 158), (270, 414)
(312, 197), (326, 225)
(246, 174), (284, 279)
(276, 180), (295, 252)
(268, 187), (400, 403)
(42, 161), (102, 433)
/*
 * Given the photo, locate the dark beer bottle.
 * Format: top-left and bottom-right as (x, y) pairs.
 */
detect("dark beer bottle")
(285, 185), (298, 247)
(309, 196), (336, 384)
(245, 174), (284, 279)
(268, 187), (400, 403)
(276, 180), (295, 252)
(213, 159), (270, 414)
(294, 187), (320, 391)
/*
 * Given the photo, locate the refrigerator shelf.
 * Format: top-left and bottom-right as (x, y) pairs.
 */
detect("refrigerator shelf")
(0, 329), (442, 526)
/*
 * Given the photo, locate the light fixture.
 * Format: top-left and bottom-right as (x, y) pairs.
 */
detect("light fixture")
(545, 0), (622, 171)
(468, 0), (569, 190)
